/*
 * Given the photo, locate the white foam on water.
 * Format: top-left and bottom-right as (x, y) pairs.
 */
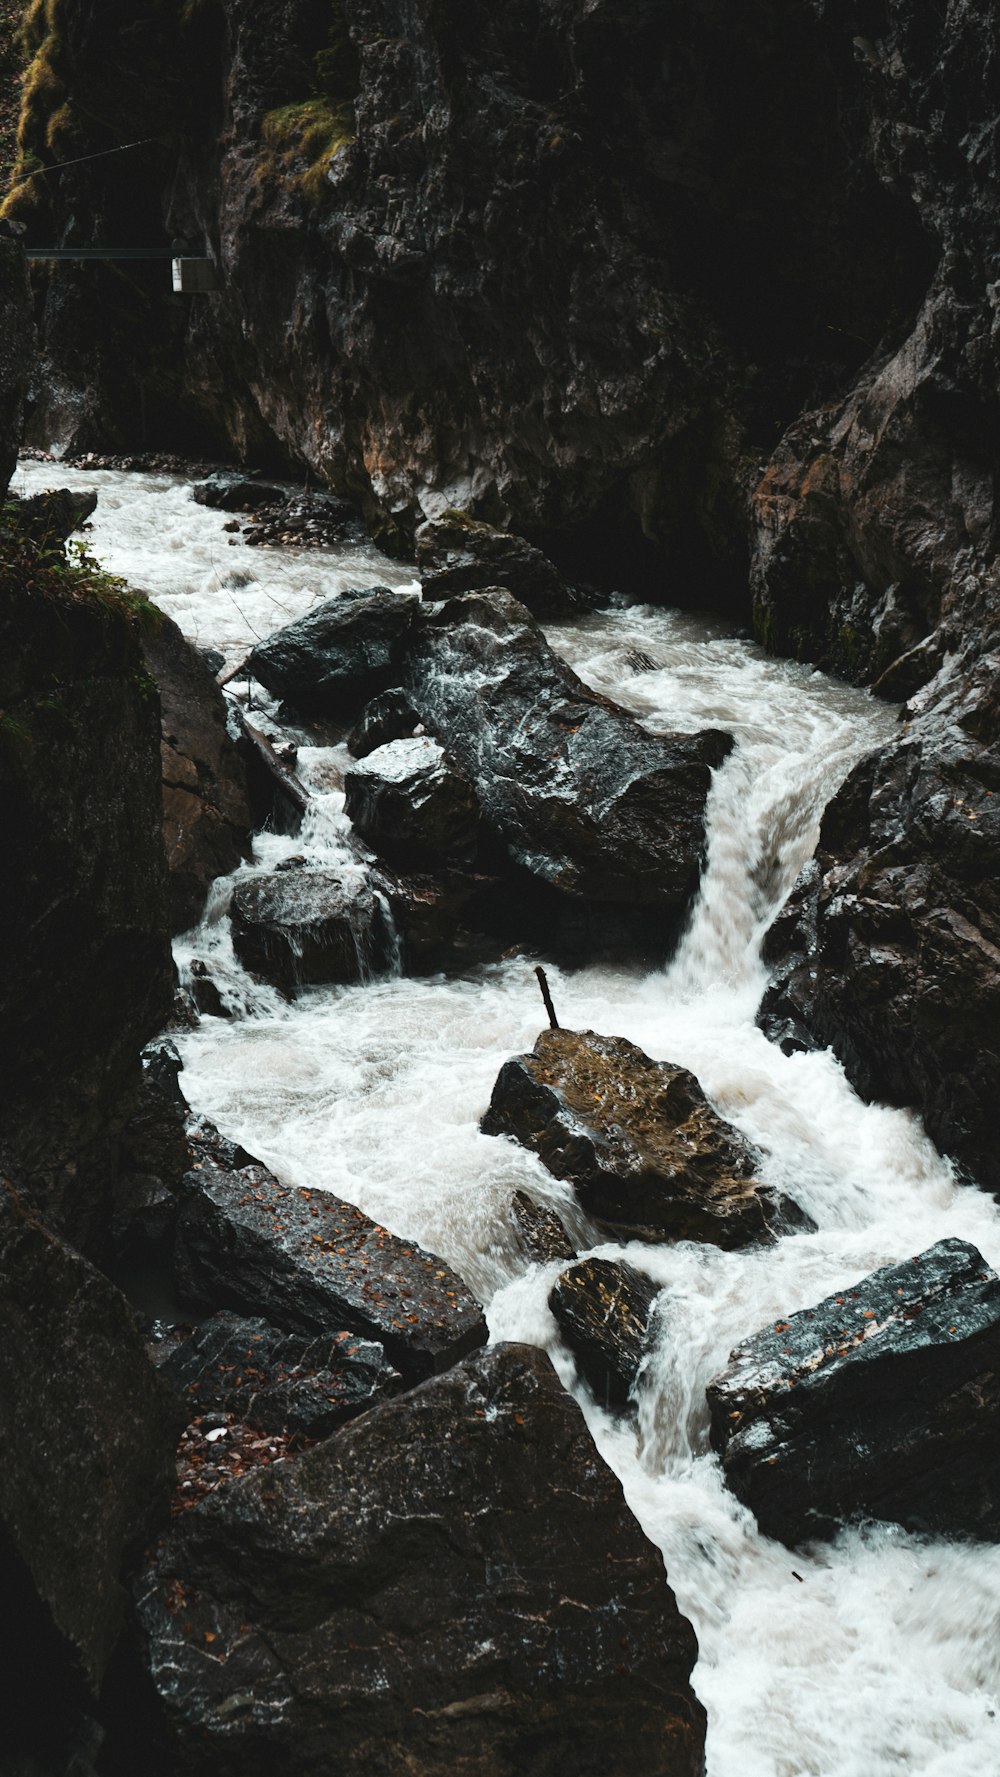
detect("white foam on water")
(29, 461), (1000, 1775)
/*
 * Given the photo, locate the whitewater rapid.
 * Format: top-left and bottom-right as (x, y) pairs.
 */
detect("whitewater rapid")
(16, 458), (1000, 1776)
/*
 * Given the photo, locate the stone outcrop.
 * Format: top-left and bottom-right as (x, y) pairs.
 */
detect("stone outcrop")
(230, 864), (395, 995)
(0, 1179), (183, 1710)
(550, 1258), (660, 1411)
(174, 1152), (488, 1381)
(483, 1027), (810, 1247)
(707, 1239), (1000, 1546)
(247, 588), (417, 717)
(0, 570), (174, 1254)
(406, 589), (731, 912)
(415, 510), (580, 616)
(160, 1310), (402, 1437)
(344, 734), (481, 867)
(130, 1343), (706, 1777)
(144, 609), (252, 932)
(761, 648), (1000, 1194)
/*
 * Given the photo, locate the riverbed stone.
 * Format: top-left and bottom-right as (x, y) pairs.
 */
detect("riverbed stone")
(130, 1342), (706, 1777)
(174, 1155), (487, 1382)
(404, 588), (732, 912)
(344, 734), (481, 868)
(510, 1190), (576, 1264)
(247, 587), (417, 716)
(551, 1258), (660, 1411)
(707, 1238), (1000, 1545)
(160, 1311), (401, 1438)
(482, 1027), (810, 1247)
(191, 472), (286, 510)
(230, 866), (395, 996)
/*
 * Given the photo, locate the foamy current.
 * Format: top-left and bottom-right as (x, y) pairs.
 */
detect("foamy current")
(20, 457), (1000, 1775)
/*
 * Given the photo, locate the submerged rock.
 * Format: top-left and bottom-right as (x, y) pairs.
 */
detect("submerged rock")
(160, 1311), (401, 1438)
(344, 734), (480, 868)
(482, 1027), (809, 1247)
(550, 1258), (660, 1412)
(405, 589), (732, 912)
(144, 609), (252, 932)
(174, 1155), (487, 1383)
(707, 1238), (1000, 1545)
(509, 1190), (576, 1264)
(131, 1343), (705, 1777)
(415, 510), (580, 617)
(230, 866), (395, 996)
(247, 587), (417, 717)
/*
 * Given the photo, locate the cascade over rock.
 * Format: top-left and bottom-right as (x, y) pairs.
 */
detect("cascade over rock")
(130, 1343), (706, 1777)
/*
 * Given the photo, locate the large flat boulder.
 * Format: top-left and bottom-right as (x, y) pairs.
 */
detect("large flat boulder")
(247, 587), (417, 717)
(0, 1180), (183, 1706)
(403, 589), (732, 909)
(131, 1343), (705, 1777)
(482, 1027), (810, 1247)
(174, 1154), (487, 1383)
(707, 1238), (1000, 1545)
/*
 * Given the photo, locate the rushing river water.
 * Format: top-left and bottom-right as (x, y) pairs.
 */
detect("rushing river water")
(16, 459), (1000, 1776)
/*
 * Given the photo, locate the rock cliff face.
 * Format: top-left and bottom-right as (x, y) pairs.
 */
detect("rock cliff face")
(0, 234), (30, 493)
(7, 0), (931, 596)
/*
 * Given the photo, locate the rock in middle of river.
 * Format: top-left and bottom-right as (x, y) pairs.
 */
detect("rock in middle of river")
(482, 1027), (810, 1247)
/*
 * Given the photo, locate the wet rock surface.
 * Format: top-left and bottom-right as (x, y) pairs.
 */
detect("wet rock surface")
(405, 589), (732, 911)
(144, 609), (252, 932)
(230, 866), (394, 996)
(761, 650), (1000, 1194)
(247, 588), (417, 718)
(551, 1258), (660, 1412)
(174, 1153), (487, 1382)
(0, 1179), (183, 1699)
(415, 511), (580, 617)
(234, 711), (311, 836)
(483, 1027), (809, 1247)
(708, 1239), (1000, 1546)
(344, 734), (480, 868)
(0, 236), (30, 496)
(191, 472), (286, 511)
(509, 1190), (576, 1265)
(130, 1343), (705, 1777)
(346, 687), (421, 758)
(160, 1311), (401, 1438)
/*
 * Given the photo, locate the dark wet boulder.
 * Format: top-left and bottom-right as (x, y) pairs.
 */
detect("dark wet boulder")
(0, 1179), (183, 1714)
(483, 1027), (810, 1247)
(551, 1258), (660, 1412)
(143, 609), (252, 932)
(346, 687), (420, 757)
(234, 712), (310, 836)
(130, 1343), (705, 1777)
(707, 1238), (1000, 1546)
(160, 1311), (401, 1439)
(344, 734), (480, 868)
(174, 1154), (487, 1383)
(404, 589), (732, 910)
(230, 866), (395, 996)
(247, 587), (417, 717)
(761, 646), (1000, 1195)
(191, 472), (286, 510)
(510, 1190), (576, 1264)
(416, 510), (580, 617)
(374, 863), (504, 974)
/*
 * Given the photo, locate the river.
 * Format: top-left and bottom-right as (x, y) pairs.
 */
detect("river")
(15, 457), (1000, 1777)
